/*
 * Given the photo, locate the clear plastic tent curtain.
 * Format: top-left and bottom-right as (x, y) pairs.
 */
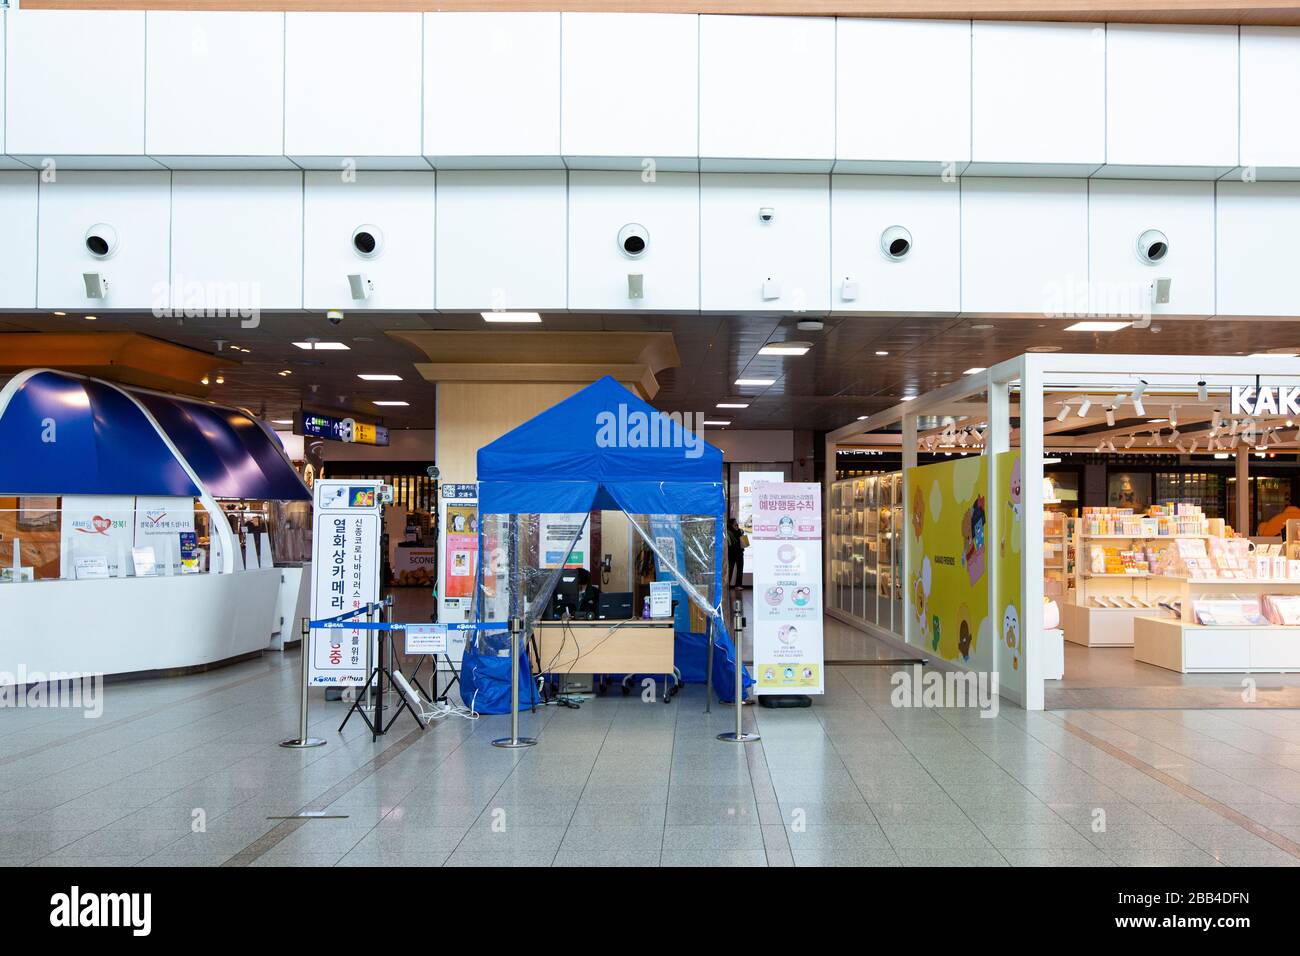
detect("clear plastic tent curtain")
(472, 512), (590, 654)
(623, 513), (724, 626)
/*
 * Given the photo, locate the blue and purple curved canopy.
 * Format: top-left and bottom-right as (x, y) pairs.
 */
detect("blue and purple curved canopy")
(0, 369), (308, 501)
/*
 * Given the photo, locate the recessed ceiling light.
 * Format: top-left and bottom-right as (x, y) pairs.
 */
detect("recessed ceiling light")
(900, 396), (916, 402)
(1147, 418), (1167, 423)
(357, 374), (403, 381)
(271, 419), (293, 425)
(963, 367), (987, 375)
(716, 402), (749, 409)
(703, 420), (731, 426)
(735, 378), (775, 387)
(278, 370), (292, 377)
(971, 323), (995, 331)
(1027, 345), (1063, 353)
(1064, 320), (1131, 332)
(875, 350), (890, 356)
(373, 400), (409, 407)
(758, 342), (811, 356)
(481, 312), (542, 323)
(84, 315), (97, 321)
(53, 311), (66, 316)
(857, 416), (868, 421)
(293, 341), (350, 350)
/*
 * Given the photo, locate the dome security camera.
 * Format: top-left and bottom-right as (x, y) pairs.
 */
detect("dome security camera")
(758, 207), (775, 223)
(84, 223), (118, 259)
(351, 225), (383, 259)
(617, 223), (649, 259)
(1136, 229), (1169, 264)
(880, 225), (912, 261)
(326, 310), (344, 326)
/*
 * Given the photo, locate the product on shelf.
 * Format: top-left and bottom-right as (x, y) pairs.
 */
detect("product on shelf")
(1191, 599), (1268, 627)
(1261, 594), (1300, 626)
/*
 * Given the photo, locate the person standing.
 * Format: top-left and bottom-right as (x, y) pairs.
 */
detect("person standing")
(727, 516), (746, 588)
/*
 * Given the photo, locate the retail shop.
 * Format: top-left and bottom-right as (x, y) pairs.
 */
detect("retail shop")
(827, 352), (1300, 710)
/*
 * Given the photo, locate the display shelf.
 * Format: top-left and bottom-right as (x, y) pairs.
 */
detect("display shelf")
(1134, 615), (1300, 673)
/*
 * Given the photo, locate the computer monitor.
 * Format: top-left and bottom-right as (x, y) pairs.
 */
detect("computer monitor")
(546, 572), (581, 620)
(596, 591), (634, 620)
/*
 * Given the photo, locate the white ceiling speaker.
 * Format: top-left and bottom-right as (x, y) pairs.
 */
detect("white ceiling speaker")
(351, 225), (383, 259)
(880, 225), (912, 261)
(84, 223), (118, 259)
(347, 273), (373, 301)
(1135, 229), (1169, 264)
(617, 223), (648, 259)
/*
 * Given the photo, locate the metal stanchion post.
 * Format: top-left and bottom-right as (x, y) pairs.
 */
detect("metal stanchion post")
(718, 599), (760, 744)
(492, 616), (537, 749)
(281, 618), (327, 748)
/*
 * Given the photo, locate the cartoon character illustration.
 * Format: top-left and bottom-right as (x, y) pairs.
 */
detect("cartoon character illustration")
(961, 494), (987, 587)
(911, 484), (925, 539)
(1003, 604), (1022, 670)
(911, 556), (932, 631)
(1002, 456), (1023, 557)
(956, 602), (975, 662)
(931, 615), (942, 652)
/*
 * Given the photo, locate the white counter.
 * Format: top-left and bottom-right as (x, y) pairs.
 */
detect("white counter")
(0, 569), (282, 679)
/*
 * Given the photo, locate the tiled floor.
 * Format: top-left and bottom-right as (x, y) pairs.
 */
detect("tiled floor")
(3, 616), (1300, 867)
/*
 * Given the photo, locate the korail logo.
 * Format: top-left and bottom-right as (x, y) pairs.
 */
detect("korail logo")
(595, 404), (706, 459)
(890, 663), (999, 718)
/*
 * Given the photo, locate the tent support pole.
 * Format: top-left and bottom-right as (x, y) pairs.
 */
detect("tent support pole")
(493, 616), (537, 749)
(718, 599), (759, 744)
(704, 617), (714, 714)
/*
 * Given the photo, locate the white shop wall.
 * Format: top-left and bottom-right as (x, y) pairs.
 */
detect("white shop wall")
(5, 11), (149, 166)
(4, 169), (1300, 318)
(9, 12), (1300, 180)
(423, 12), (562, 167)
(970, 21), (1105, 175)
(700, 174), (830, 312)
(37, 171), (171, 311)
(0, 171), (37, 309)
(1086, 180), (1215, 317)
(961, 178), (1089, 315)
(145, 12), (287, 167)
(830, 175), (960, 313)
(835, 18), (970, 174)
(698, 15), (835, 170)
(560, 13), (698, 170)
(285, 13), (424, 168)
(1104, 24), (1239, 177)
(568, 171), (700, 311)
(435, 170), (567, 311)
(303, 171), (436, 310)
(170, 171), (304, 311)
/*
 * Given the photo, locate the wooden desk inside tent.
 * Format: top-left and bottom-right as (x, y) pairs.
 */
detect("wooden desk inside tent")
(531, 620), (674, 674)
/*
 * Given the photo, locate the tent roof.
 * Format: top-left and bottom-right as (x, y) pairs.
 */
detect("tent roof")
(0, 370), (201, 497)
(131, 390), (310, 501)
(477, 376), (722, 486)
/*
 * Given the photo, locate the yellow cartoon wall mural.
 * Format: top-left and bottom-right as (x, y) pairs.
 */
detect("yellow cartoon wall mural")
(905, 456), (987, 664)
(994, 451), (1024, 690)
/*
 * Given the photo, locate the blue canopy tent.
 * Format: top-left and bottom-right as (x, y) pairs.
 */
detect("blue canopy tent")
(465, 375), (751, 713)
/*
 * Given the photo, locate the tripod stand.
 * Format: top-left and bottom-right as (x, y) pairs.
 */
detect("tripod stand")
(337, 603), (425, 741)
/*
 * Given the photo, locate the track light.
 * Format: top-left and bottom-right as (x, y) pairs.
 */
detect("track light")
(1197, 381), (1208, 403)
(1056, 403), (1070, 422)
(1130, 381), (1147, 417)
(1229, 418), (1239, 437)
(1169, 429), (1181, 443)
(1105, 405), (1116, 427)
(1077, 396), (1092, 417)
(1132, 396), (1145, 417)
(1125, 434), (1136, 449)
(1169, 407), (1179, 429)
(1148, 431), (1159, 447)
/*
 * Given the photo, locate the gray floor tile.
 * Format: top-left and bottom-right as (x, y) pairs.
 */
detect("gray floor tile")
(660, 849), (768, 867)
(896, 846), (1009, 866)
(553, 849), (661, 867)
(789, 846), (902, 867)
(784, 824), (891, 850)
(661, 825), (764, 851)
(558, 826), (664, 852)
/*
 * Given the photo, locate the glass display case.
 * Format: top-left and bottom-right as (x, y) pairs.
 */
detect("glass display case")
(829, 471), (903, 637)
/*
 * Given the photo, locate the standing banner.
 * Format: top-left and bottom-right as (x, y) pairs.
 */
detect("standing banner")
(133, 496), (196, 574)
(738, 471), (783, 568)
(439, 483), (478, 662)
(750, 482), (824, 695)
(309, 480), (382, 686)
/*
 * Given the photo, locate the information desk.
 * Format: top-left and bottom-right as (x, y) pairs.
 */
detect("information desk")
(531, 620), (674, 675)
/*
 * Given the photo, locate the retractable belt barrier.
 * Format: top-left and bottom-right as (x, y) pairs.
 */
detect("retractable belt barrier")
(308, 602), (501, 632)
